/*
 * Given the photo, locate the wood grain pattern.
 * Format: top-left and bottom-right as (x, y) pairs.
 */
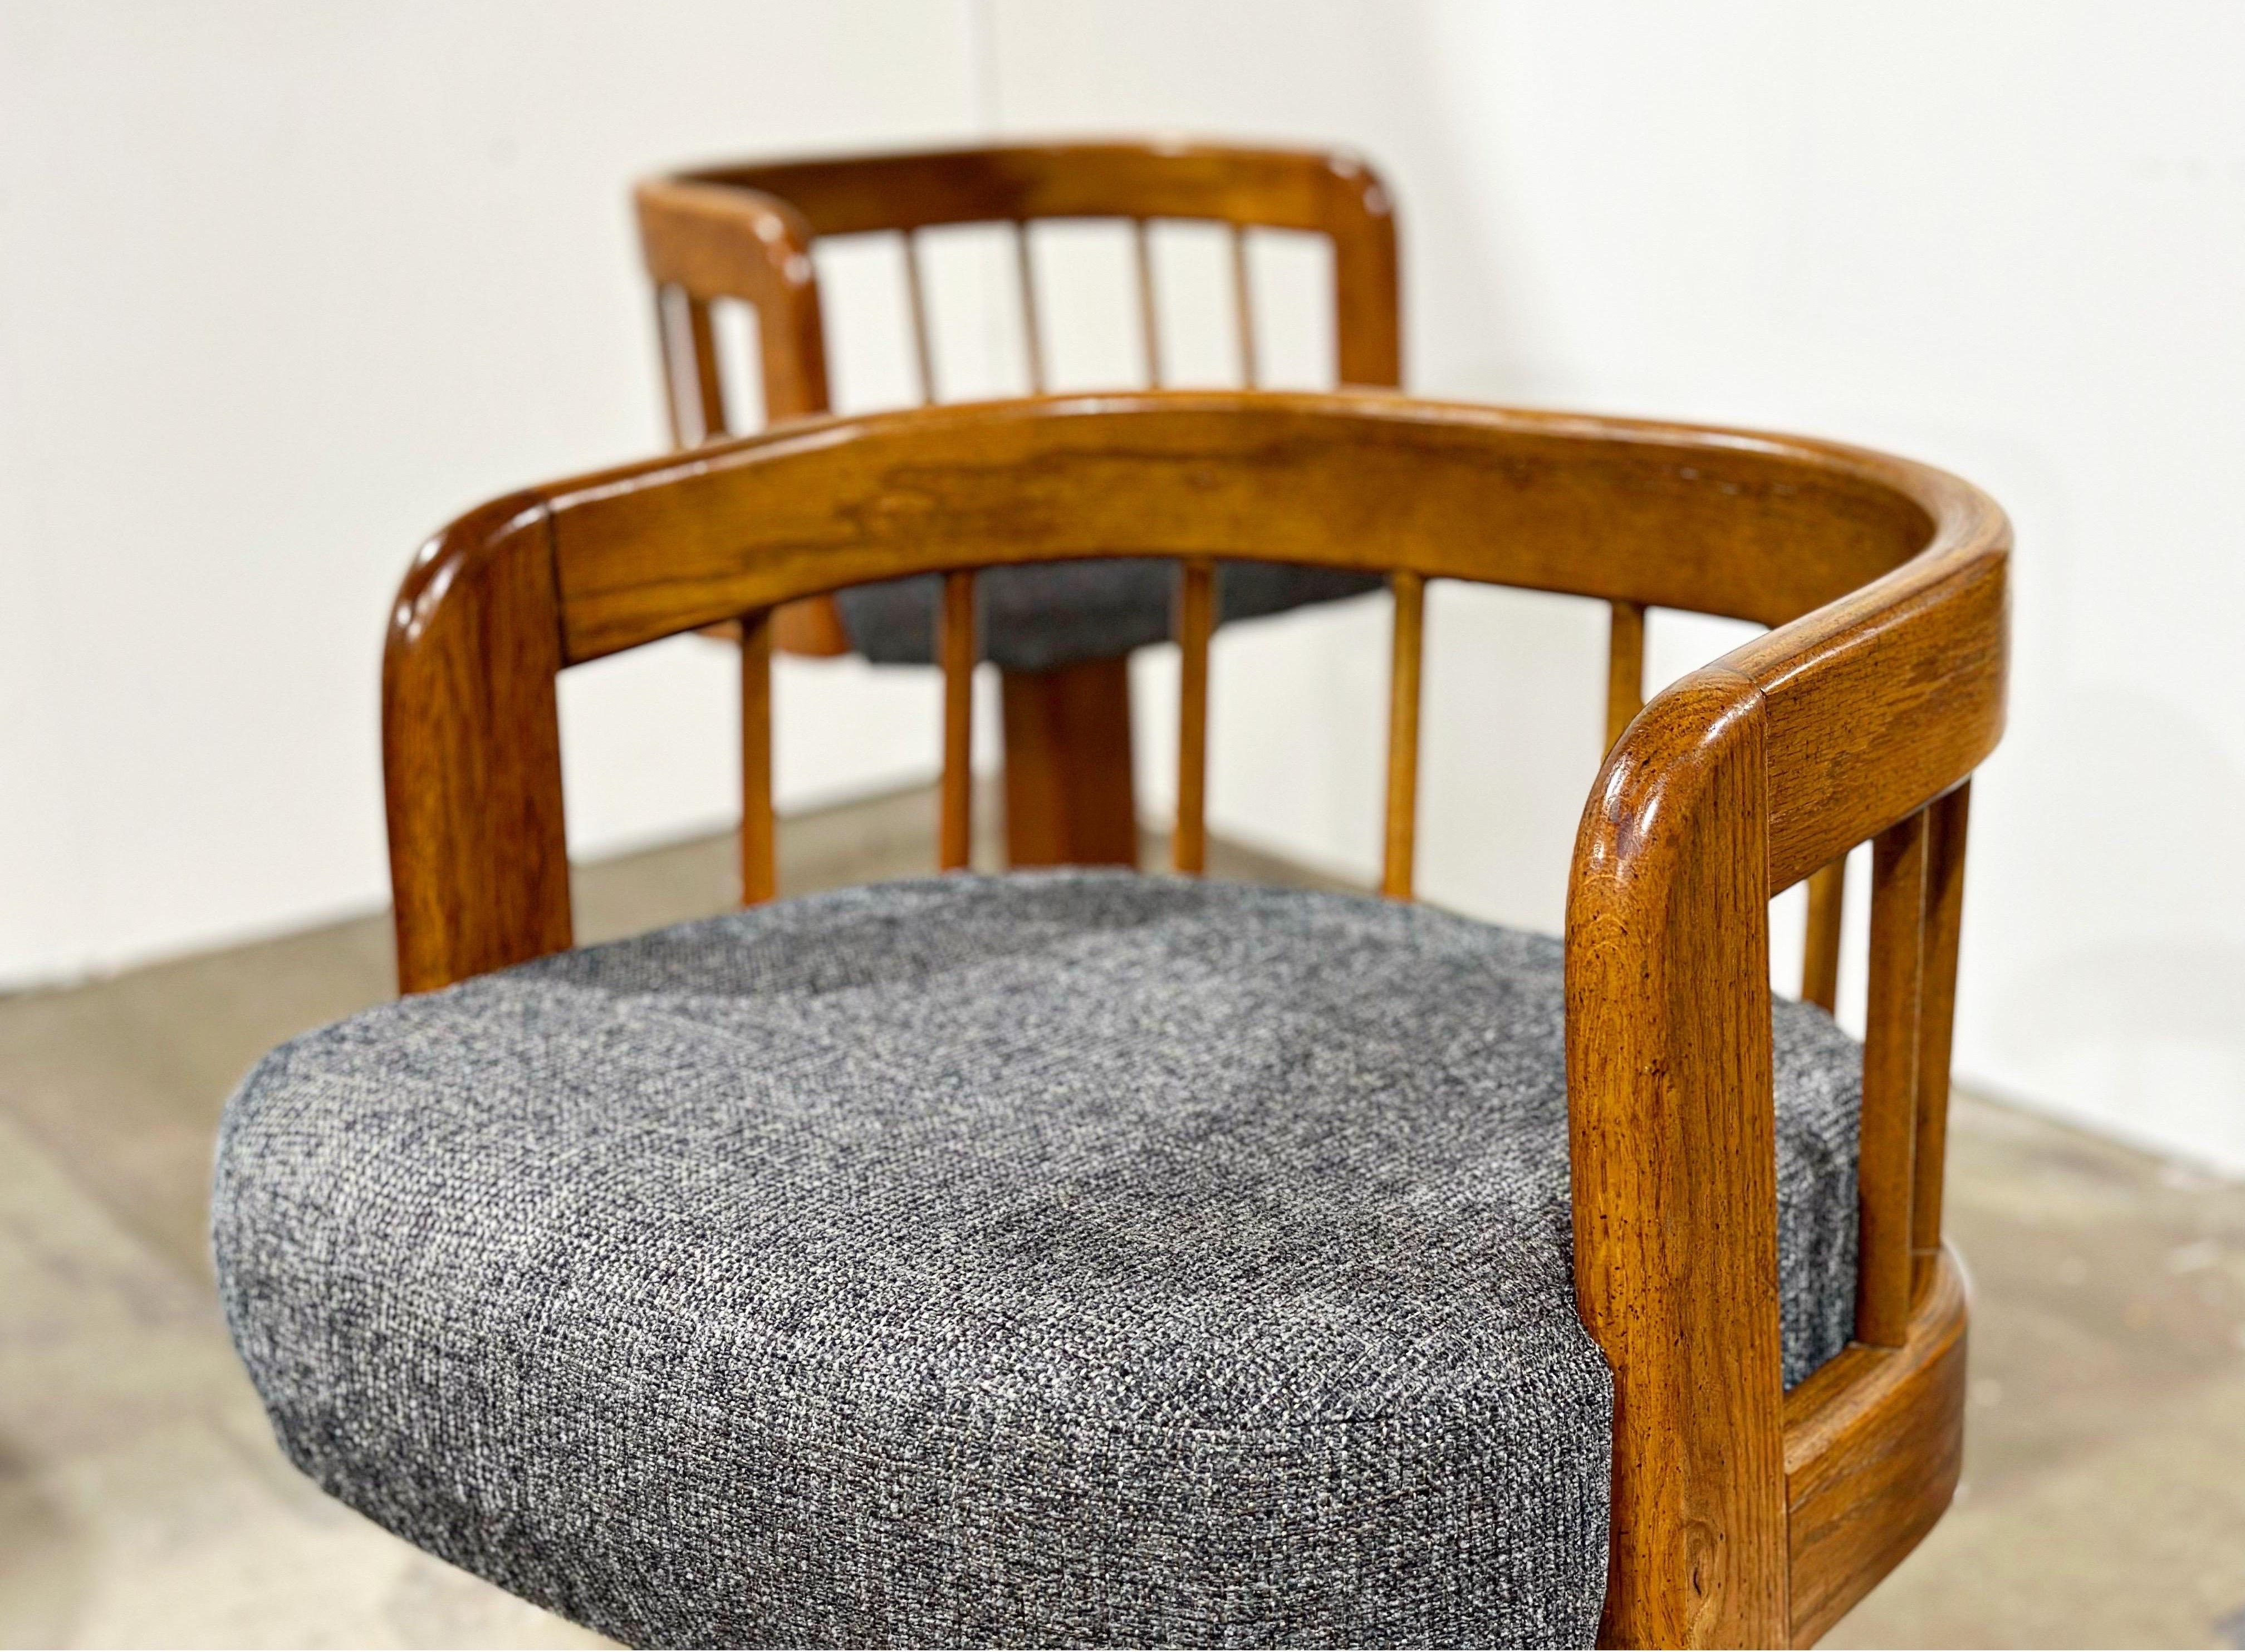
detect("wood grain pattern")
(1731, 547), (2006, 894)
(540, 394), (1958, 666)
(1173, 557), (1216, 876)
(382, 389), (2010, 1646)
(939, 569), (976, 871)
(1857, 811), (1929, 1347)
(384, 494), (571, 994)
(1784, 1251), (1968, 1646)
(1383, 570), (1426, 899)
(1570, 669), (1788, 1648)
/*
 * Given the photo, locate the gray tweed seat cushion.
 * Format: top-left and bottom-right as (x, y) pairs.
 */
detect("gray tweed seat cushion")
(214, 872), (1861, 1649)
(836, 561), (1383, 671)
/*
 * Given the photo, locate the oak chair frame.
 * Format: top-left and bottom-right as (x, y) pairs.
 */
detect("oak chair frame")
(634, 139), (1401, 874)
(383, 389), (2007, 1648)
(633, 140), (1856, 1005)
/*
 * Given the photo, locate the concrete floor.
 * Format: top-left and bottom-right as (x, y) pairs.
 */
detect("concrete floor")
(3, 786), (2242, 1648)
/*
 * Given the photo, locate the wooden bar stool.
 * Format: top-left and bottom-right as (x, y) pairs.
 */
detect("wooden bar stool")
(220, 390), (2007, 1646)
(634, 141), (1401, 878)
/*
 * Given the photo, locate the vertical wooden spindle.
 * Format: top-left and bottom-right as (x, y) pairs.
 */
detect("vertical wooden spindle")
(653, 288), (692, 447)
(938, 570), (977, 871)
(1132, 218), (1163, 387)
(1857, 808), (1929, 1347)
(1230, 225), (1259, 388)
(738, 607), (776, 905)
(903, 229), (937, 405)
(1382, 570), (1427, 900)
(1013, 222), (1047, 394)
(1173, 558), (1217, 875)
(1912, 783), (1971, 1288)
(1605, 599), (1646, 752)
(1802, 857), (1848, 1012)
(685, 295), (728, 442)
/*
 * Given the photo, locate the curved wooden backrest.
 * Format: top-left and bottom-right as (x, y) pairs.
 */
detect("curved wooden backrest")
(383, 389), (2008, 1648)
(635, 138), (1400, 674)
(634, 141), (1407, 898)
(637, 139), (1401, 424)
(635, 141), (1875, 1013)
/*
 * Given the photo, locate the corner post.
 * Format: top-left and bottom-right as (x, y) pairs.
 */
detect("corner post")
(1567, 668), (1788, 1648)
(383, 494), (572, 993)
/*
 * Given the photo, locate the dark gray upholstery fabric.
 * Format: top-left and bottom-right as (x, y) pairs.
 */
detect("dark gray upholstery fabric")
(835, 561), (1383, 672)
(213, 873), (1861, 1650)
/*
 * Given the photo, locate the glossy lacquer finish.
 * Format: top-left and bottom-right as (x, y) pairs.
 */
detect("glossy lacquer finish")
(383, 389), (2008, 1648)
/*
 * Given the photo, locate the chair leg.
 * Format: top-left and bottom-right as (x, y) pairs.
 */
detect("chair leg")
(999, 656), (1139, 867)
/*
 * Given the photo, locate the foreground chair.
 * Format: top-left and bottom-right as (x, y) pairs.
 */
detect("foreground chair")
(218, 390), (2006, 1646)
(635, 141), (1399, 871)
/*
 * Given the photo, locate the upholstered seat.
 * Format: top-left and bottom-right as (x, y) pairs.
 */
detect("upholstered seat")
(215, 872), (1862, 1649)
(836, 561), (1383, 673)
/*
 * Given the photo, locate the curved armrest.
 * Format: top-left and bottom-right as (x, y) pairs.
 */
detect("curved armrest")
(1565, 466), (2007, 1646)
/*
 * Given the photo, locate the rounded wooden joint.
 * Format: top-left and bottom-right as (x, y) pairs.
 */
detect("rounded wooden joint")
(634, 178), (818, 300)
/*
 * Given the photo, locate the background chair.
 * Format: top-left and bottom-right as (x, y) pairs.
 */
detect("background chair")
(634, 140), (1400, 875)
(218, 389), (2007, 1646)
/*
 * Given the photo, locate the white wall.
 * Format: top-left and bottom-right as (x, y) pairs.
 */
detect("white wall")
(0, 0), (984, 981)
(992, 0), (2245, 1173)
(6, 2), (2243, 1173)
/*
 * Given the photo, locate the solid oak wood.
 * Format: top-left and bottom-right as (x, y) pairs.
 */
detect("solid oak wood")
(660, 143), (1401, 400)
(738, 607), (776, 904)
(542, 399), (1963, 667)
(1783, 1250), (1968, 1646)
(1570, 669), (1788, 1646)
(640, 179), (827, 427)
(383, 388), (2009, 1648)
(1604, 597), (1645, 752)
(1173, 557), (1217, 876)
(939, 570), (976, 871)
(1383, 570), (1426, 899)
(635, 141), (1404, 873)
(1802, 857), (1847, 1012)
(1857, 810), (1929, 1347)
(385, 494), (572, 994)
(1913, 783), (1971, 1288)
(639, 176), (837, 668)
(999, 658), (1139, 867)
(1730, 546), (2005, 895)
